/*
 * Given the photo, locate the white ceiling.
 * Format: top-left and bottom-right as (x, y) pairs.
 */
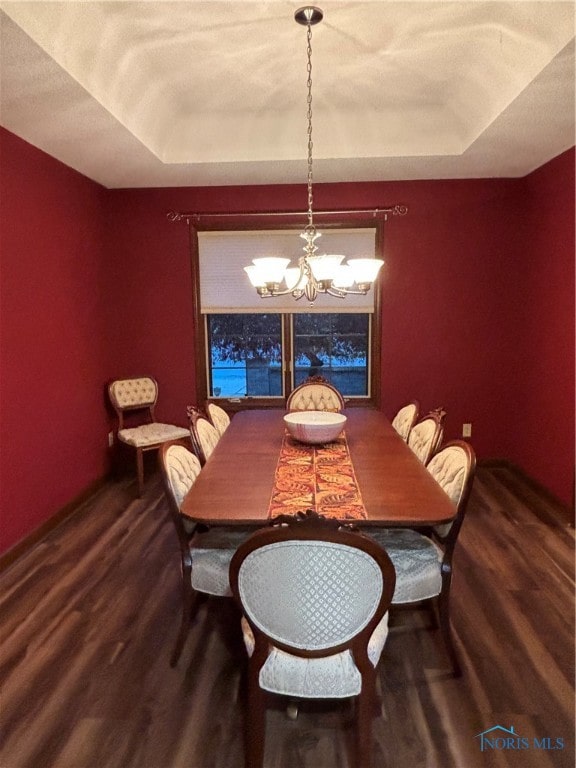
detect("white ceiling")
(1, 1), (574, 189)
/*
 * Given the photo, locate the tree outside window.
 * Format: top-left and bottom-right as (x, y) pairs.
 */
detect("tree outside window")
(207, 313), (369, 398)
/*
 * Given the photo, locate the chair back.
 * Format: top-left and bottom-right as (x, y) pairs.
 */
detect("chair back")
(286, 377), (345, 413)
(108, 376), (158, 429)
(407, 409), (446, 464)
(230, 511), (395, 659)
(426, 440), (476, 545)
(187, 406), (220, 465)
(159, 439), (202, 511)
(391, 401), (419, 441)
(158, 439), (202, 550)
(205, 401), (231, 438)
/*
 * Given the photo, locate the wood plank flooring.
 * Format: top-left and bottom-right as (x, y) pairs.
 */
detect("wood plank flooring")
(1, 465), (573, 768)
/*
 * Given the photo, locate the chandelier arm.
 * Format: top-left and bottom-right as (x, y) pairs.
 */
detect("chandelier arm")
(326, 287), (368, 297)
(256, 285), (300, 298)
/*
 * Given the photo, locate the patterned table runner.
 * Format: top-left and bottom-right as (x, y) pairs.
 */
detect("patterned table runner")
(268, 432), (367, 520)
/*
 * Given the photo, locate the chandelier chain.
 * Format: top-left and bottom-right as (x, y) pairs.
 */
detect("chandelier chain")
(306, 22), (315, 234)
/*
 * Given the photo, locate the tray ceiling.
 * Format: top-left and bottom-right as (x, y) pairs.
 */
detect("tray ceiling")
(0, 1), (574, 188)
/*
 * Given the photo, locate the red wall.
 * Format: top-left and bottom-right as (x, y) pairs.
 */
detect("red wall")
(0, 128), (111, 553)
(1, 128), (573, 557)
(506, 149), (575, 504)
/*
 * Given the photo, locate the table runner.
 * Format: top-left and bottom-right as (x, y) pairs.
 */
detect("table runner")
(268, 432), (367, 520)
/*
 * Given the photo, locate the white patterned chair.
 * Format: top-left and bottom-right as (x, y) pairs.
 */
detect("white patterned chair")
(407, 408), (446, 464)
(286, 376), (345, 413)
(108, 376), (190, 496)
(187, 406), (221, 466)
(159, 439), (251, 666)
(230, 511), (396, 768)
(205, 400), (231, 438)
(391, 400), (419, 442)
(368, 440), (476, 676)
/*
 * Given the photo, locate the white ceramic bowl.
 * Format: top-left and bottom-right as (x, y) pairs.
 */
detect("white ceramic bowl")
(283, 411), (347, 445)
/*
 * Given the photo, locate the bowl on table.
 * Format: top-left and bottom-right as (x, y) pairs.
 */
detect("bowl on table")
(283, 411), (347, 445)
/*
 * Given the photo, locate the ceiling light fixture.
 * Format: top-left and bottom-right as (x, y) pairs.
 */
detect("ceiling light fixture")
(244, 5), (384, 304)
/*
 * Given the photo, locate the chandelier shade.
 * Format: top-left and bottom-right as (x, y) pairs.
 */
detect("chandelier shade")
(285, 267), (307, 291)
(332, 265), (355, 289)
(347, 259), (386, 286)
(247, 257), (291, 287)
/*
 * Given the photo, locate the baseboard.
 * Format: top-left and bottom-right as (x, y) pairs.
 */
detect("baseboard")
(479, 458), (574, 525)
(0, 475), (110, 573)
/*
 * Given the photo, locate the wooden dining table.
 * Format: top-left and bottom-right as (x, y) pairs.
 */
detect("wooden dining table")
(180, 409), (455, 527)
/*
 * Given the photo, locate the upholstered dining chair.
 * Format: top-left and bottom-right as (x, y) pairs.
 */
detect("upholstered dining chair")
(187, 406), (220, 465)
(286, 376), (345, 413)
(230, 510), (396, 768)
(369, 440), (476, 676)
(205, 400), (231, 438)
(108, 376), (190, 496)
(407, 408), (446, 464)
(159, 439), (250, 666)
(391, 400), (420, 442)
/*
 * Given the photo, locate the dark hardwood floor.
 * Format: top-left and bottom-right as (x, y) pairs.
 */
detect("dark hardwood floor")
(1, 465), (573, 768)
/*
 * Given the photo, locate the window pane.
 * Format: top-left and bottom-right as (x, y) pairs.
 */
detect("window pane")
(207, 314), (283, 397)
(293, 313), (369, 396)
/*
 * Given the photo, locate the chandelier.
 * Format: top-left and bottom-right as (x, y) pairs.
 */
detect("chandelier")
(244, 6), (384, 304)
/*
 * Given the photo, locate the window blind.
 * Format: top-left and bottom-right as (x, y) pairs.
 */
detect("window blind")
(198, 228), (379, 314)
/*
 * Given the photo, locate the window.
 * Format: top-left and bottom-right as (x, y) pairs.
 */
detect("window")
(206, 312), (371, 398)
(208, 313), (283, 397)
(293, 313), (369, 394)
(192, 220), (384, 408)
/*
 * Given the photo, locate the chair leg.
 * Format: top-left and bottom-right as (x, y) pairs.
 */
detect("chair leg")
(245, 671), (266, 768)
(170, 563), (197, 667)
(356, 680), (374, 768)
(136, 448), (144, 497)
(437, 578), (462, 677)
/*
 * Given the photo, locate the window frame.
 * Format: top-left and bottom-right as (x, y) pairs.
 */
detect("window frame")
(189, 215), (383, 411)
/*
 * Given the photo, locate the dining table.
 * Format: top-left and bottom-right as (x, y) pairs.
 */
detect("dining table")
(180, 408), (455, 528)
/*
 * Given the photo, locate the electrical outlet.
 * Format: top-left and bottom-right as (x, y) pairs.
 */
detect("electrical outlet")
(462, 423), (472, 438)
(108, 431), (114, 447)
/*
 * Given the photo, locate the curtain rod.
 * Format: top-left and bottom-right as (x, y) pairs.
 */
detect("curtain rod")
(166, 204), (408, 223)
